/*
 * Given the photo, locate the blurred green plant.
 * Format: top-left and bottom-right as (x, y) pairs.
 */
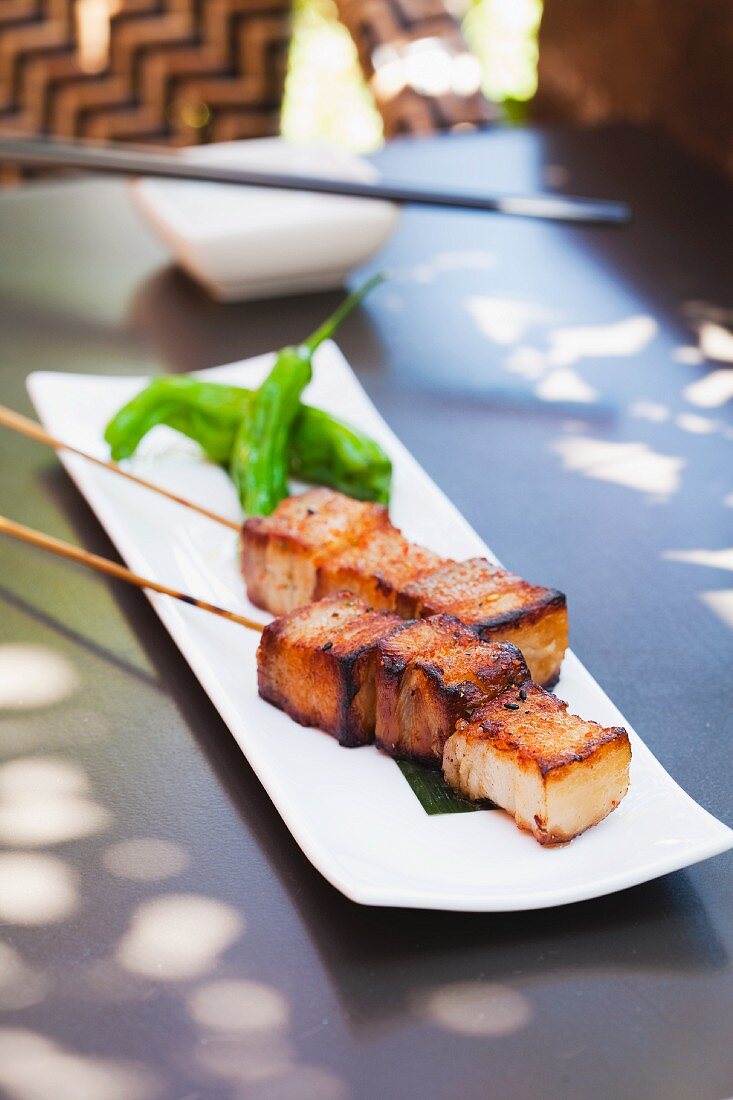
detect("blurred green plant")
(463, 0), (543, 106)
(281, 0), (542, 149)
(281, 0), (383, 151)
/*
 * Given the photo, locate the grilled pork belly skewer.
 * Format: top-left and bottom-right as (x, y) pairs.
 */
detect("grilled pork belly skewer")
(3, 407), (567, 685)
(0, 514), (628, 846)
(257, 592), (630, 845)
(242, 488), (569, 687)
(0, 405), (240, 532)
(257, 593), (530, 753)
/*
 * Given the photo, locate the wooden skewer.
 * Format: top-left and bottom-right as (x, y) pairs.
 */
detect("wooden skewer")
(0, 514), (264, 633)
(0, 405), (241, 532)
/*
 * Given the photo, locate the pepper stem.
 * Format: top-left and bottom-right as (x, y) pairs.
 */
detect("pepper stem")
(302, 272), (386, 354)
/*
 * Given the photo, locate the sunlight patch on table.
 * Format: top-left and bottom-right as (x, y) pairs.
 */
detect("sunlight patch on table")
(0, 645), (79, 711)
(630, 401), (670, 422)
(0, 1028), (160, 1100)
(414, 979), (532, 1037)
(674, 346), (704, 365)
(466, 295), (553, 345)
(473, 311), (657, 394)
(103, 837), (188, 881)
(698, 322), (733, 363)
(675, 413), (718, 435)
(0, 756), (110, 847)
(684, 370), (733, 409)
(0, 796), (109, 848)
(544, 315), (657, 368)
(503, 345), (547, 379)
(116, 894), (243, 980)
(699, 590), (733, 630)
(0, 853), (78, 925)
(0, 756), (88, 797)
(663, 548), (733, 572)
(535, 368), (598, 404)
(552, 437), (685, 497)
(681, 304), (733, 362)
(188, 979), (289, 1033)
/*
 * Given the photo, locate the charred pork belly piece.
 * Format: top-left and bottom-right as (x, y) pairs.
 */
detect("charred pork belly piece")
(397, 557), (568, 688)
(315, 527), (447, 612)
(375, 616), (529, 765)
(242, 488), (391, 615)
(242, 489), (569, 683)
(443, 682), (631, 845)
(257, 593), (402, 746)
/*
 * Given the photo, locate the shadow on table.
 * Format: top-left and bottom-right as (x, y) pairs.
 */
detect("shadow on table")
(0, 582), (160, 692)
(127, 265), (390, 378)
(127, 263), (623, 424)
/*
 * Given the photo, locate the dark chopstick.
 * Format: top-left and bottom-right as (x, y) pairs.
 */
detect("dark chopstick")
(0, 135), (631, 226)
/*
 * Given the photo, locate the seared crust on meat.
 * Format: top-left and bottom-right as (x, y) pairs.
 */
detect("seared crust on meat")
(242, 488), (391, 615)
(241, 489), (569, 685)
(257, 593), (402, 745)
(375, 615), (530, 765)
(315, 528), (447, 612)
(443, 682), (631, 844)
(465, 682), (626, 774)
(397, 558), (568, 687)
(257, 593), (628, 845)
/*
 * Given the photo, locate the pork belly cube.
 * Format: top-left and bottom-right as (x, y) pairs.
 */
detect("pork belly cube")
(397, 557), (568, 688)
(242, 487), (391, 615)
(442, 682), (631, 845)
(375, 615), (530, 765)
(315, 527), (447, 612)
(257, 593), (402, 746)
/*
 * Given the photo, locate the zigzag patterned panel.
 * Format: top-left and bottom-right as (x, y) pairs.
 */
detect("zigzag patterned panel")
(0, 0), (291, 145)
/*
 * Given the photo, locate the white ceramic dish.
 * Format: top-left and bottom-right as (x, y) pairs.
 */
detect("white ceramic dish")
(132, 139), (398, 301)
(28, 350), (733, 911)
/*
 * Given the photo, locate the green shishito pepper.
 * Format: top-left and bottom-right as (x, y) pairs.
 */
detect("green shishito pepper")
(229, 274), (384, 514)
(104, 275), (390, 511)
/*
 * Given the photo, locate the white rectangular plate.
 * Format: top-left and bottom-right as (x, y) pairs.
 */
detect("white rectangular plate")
(28, 348), (733, 911)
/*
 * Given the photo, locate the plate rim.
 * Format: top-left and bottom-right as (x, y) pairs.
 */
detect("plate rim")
(26, 358), (733, 911)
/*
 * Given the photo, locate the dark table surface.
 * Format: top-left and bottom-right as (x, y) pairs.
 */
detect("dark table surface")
(0, 125), (731, 1100)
